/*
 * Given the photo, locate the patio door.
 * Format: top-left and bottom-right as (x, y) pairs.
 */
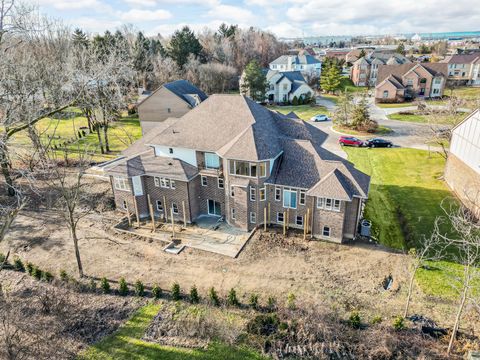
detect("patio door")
(208, 199), (221, 216)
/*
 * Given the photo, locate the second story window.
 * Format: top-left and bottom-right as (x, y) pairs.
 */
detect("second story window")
(259, 188), (266, 201)
(283, 188), (297, 209)
(201, 176), (207, 186)
(299, 190), (306, 205)
(275, 187), (281, 201)
(229, 160), (267, 178)
(114, 177), (129, 191)
(205, 152), (220, 169)
(250, 186), (256, 201)
(218, 177), (224, 189)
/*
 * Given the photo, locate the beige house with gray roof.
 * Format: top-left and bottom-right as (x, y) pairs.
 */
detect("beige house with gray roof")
(106, 95), (370, 242)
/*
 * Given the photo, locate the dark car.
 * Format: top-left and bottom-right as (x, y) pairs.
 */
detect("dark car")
(338, 136), (364, 147)
(366, 138), (393, 148)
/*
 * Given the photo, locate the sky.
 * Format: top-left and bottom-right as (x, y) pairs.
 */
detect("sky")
(35, 0), (480, 38)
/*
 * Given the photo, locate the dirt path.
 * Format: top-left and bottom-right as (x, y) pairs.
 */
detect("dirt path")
(1, 209), (470, 329)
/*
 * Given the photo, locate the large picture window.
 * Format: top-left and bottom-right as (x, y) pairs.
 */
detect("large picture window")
(228, 160), (268, 178)
(283, 188), (297, 209)
(114, 177), (129, 191)
(205, 152), (220, 169)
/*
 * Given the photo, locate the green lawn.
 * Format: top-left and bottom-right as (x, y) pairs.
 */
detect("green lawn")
(344, 148), (456, 250)
(81, 303), (265, 360)
(387, 112), (465, 125)
(268, 104), (330, 121)
(333, 125), (392, 136)
(377, 102), (416, 109)
(339, 77), (368, 93)
(11, 108), (142, 162)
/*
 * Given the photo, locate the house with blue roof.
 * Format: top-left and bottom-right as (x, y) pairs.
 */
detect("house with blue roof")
(269, 54), (322, 77)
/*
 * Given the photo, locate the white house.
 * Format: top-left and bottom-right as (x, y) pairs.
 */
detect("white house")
(269, 55), (322, 78)
(444, 109), (480, 217)
(266, 70), (314, 103)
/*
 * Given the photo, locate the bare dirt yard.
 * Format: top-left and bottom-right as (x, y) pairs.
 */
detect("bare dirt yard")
(2, 203), (474, 335)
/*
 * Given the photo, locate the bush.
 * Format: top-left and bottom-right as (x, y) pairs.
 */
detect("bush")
(59, 269), (68, 281)
(135, 280), (145, 297)
(267, 296), (277, 312)
(246, 313), (279, 336)
(118, 278), (129, 296)
(371, 315), (383, 324)
(189, 285), (200, 304)
(100, 277), (110, 294)
(349, 311), (362, 329)
(393, 316), (405, 330)
(152, 284), (162, 299)
(249, 293), (259, 309)
(171, 282), (180, 301)
(292, 96), (299, 106)
(26, 262), (34, 276)
(13, 257), (25, 272)
(209, 287), (220, 306)
(42, 271), (53, 282)
(89, 279), (97, 291)
(227, 288), (239, 306)
(286, 292), (296, 310)
(0, 253), (7, 265)
(32, 266), (43, 280)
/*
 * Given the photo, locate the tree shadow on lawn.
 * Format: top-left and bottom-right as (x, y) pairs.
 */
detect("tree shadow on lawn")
(365, 184), (458, 251)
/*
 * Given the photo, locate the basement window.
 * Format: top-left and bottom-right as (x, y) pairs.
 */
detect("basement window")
(172, 203), (179, 214)
(250, 212), (256, 224)
(277, 212), (284, 224)
(156, 200), (163, 211)
(323, 226), (331, 237)
(231, 208), (236, 220)
(122, 200), (127, 210)
(296, 216), (303, 226)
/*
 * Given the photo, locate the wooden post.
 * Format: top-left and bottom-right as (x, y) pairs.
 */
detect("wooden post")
(171, 207), (175, 238)
(133, 196), (140, 228)
(286, 208), (289, 230)
(268, 202), (271, 226)
(182, 201), (187, 228)
(163, 195), (168, 222)
(304, 208), (310, 241)
(283, 211), (286, 236)
(310, 204), (315, 239)
(147, 195), (155, 232)
(264, 207), (267, 232)
(125, 201), (131, 227)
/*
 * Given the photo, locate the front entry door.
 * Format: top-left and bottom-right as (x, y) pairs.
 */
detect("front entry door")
(208, 199), (221, 216)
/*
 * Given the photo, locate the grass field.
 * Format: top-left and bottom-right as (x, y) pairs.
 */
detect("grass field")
(376, 102), (416, 109)
(268, 104), (331, 120)
(81, 303), (265, 360)
(344, 148), (455, 250)
(332, 124), (392, 136)
(11, 107), (142, 162)
(387, 112), (465, 125)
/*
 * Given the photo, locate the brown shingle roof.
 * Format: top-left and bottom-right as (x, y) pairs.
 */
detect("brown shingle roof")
(442, 54), (480, 64)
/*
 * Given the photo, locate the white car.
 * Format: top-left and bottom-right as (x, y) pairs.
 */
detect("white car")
(310, 114), (330, 122)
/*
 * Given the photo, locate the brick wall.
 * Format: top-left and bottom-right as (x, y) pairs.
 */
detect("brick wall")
(444, 154), (480, 218)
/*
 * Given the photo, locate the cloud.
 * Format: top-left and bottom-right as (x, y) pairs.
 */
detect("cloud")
(67, 17), (123, 33)
(38, 0), (110, 11)
(207, 4), (256, 24)
(123, 0), (158, 7)
(265, 22), (303, 38)
(120, 9), (173, 22)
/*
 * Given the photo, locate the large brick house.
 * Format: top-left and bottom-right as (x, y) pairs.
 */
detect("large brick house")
(106, 95), (370, 243)
(375, 63), (448, 103)
(441, 54), (480, 86)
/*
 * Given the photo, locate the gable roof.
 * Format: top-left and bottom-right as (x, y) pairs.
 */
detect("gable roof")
(275, 71), (306, 84)
(270, 54), (320, 66)
(138, 80), (207, 108)
(376, 63), (448, 85)
(442, 54), (480, 64)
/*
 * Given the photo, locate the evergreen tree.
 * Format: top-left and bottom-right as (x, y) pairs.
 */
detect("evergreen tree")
(241, 59), (268, 101)
(167, 26), (203, 68)
(396, 43), (406, 55)
(217, 23), (237, 39)
(72, 28), (89, 48)
(133, 31), (153, 89)
(358, 49), (366, 58)
(333, 90), (353, 126)
(351, 96), (371, 128)
(320, 64), (342, 94)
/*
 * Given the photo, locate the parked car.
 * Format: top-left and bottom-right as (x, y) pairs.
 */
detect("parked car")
(338, 136), (364, 147)
(310, 114), (330, 122)
(365, 138), (393, 148)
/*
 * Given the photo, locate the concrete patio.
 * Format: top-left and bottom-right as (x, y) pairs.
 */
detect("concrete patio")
(113, 215), (254, 258)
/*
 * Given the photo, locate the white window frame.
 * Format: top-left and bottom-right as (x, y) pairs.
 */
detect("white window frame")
(218, 177), (224, 189)
(172, 203), (179, 214)
(228, 160), (267, 178)
(154, 177), (160, 187)
(122, 200), (127, 210)
(283, 188), (297, 209)
(230, 185), (235, 197)
(201, 175), (208, 187)
(114, 177), (129, 191)
(277, 212), (284, 224)
(317, 197), (324, 209)
(325, 198), (333, 210)
(170, 180), (176, 190)
(205, 152), (220, 169)
(259, 187), (266, 201)
(296, 216), (303, 226)
(250, 186), (256, 201)
(333, 199), (341, 211)
(299, 190), (306, 205)
(160, 177), (170, 188)
(250, 212), (256, 224)
(275, 187), (281, 201)
(323, 226), (331, 237)
(156, 200), (163, 211)
(231, 208), (236, 220)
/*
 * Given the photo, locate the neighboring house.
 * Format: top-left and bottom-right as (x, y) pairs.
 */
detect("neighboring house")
(350, 51), (411, 86)
(265, 70), (314, 103)
(269, 55), (322, 77)
(374, 63), (448, 103)
(105, 95), (370, 243)
(137, 80), (208, 134)
(444, 109), (480, 217)
(441, 54), (480, 86)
